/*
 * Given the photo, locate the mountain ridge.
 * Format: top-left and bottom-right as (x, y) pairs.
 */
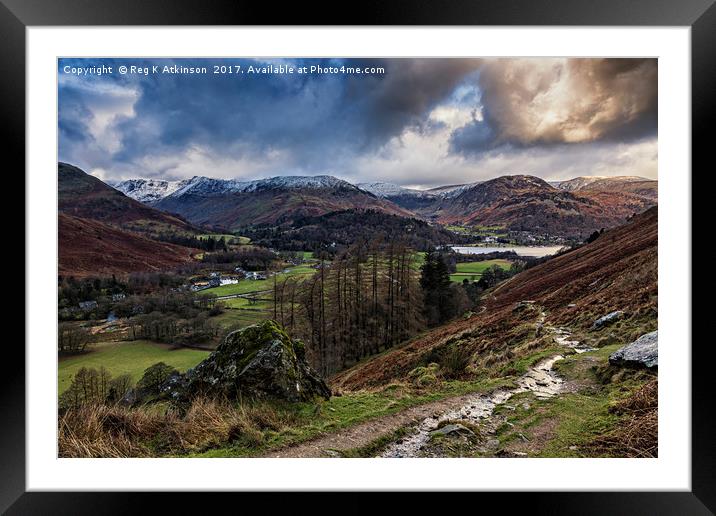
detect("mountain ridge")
(70, 162), (657, 237)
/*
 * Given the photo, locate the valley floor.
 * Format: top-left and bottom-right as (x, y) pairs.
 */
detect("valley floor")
(58, 209), (658, 459)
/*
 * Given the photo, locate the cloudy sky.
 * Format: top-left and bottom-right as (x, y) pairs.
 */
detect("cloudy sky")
(58, 58), (657, 188)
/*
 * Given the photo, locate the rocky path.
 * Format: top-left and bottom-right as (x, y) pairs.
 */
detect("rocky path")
(379, 354), (565, 457)
(262, 390), (513, 458)
(263, 309), (585, 458)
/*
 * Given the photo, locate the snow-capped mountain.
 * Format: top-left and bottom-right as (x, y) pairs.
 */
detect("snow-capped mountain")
(112, 178), (192, 203)
(114, 175), (364, 203)
(427, 183), (483, 199)
(166, 175), (362, 200)
(357, 182), (436, 199)
(554, 176), (649, 192)
(150, 174), (411, 230)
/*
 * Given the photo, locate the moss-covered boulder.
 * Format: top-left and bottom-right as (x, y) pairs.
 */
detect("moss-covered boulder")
(182, 320), (330, 402)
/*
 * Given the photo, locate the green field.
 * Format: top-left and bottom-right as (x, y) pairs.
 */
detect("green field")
(211, 308), (270, 330)
(446, 224), (509, 239)
(58, 341), (209, 395)
(200, 265), (317, 330)
(222, 297), (272, 310)
(449, 259), (512, 283)
(201, 279), (272, 297)
(283, 265), (317, 275)
(202, 265), (316, 298)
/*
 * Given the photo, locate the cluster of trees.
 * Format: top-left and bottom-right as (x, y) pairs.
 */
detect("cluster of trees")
(127, 310), (222, 345)
(420, 251), (472, 327)
(201, 247), (277, 270)
(272, 240), (424, 375)
(458, 262), (525, 305)
(269, 243), (527, 376)
(58, 323), (94, 354)
(156, 232), (229, 252)
(111, 290), (218, 319)
(114, 291), (223, 345)
(58, 272), (187, 310)
(58, 275), (124, 308)
(240, 210), (468, 256)
(59, 286), (226, 345)
(59, 366), (133, 410)
(478, 264), (517, 288)
(136, 362), (178, 395)
(59, 362), (179, 410)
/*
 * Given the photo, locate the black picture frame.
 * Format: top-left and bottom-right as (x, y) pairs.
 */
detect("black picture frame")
(6, 0), (713, 512)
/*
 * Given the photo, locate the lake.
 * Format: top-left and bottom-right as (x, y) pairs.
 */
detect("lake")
(449, 245), (565, 258)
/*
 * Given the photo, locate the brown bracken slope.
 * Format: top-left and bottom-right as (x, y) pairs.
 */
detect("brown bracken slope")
(58, 162), (196, 233)
(332, 207), (657, 391)
(431, 175), (656, 237)
(58, 214), (197, 277)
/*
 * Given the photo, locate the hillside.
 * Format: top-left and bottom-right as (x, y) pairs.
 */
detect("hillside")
(241, 209), (466, 252)
(333, 207), (657, 390)
(556, 175), (657, 197)
(431, 175), (656, 237)
(58, 163), (197, 235)
(58, 213), (197, 277)
(154, 175), (412, 230)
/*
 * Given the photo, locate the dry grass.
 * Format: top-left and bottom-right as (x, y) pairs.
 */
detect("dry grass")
(58, 397), (297, 458)
(587, 379), (658, 458)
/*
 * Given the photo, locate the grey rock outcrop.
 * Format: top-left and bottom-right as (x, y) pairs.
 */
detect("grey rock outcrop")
(180, 320), (331, 402)
(609, 331), (658, 369)
(592, 310), (624, 329)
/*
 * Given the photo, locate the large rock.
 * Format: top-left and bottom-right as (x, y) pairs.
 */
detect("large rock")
(181, 320), (331, 402)
(592, 310), (624, 329)
(609, 331), (658, 369)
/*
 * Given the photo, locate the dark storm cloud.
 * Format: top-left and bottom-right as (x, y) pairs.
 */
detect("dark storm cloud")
(58, 84), (95, 145)
(58, 57), (658, 183)
(58, 58), (481, 176)
(340, 59), (481, 145)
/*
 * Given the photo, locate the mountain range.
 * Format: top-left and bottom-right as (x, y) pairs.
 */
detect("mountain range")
(122, 175), (412, 230)
(60, 163), (657, 276)
(112, 171), (656, 237)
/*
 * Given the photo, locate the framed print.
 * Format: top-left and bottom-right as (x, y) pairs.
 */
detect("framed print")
(6, 0), (714, 511)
